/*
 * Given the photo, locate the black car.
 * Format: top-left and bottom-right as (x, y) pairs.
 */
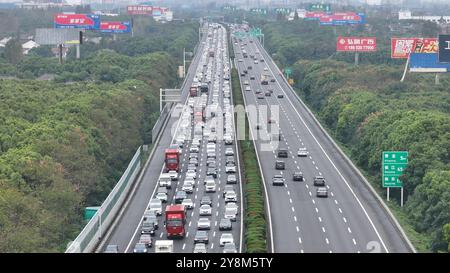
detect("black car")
(207, 168), (217, 178)
(200, 196), (212, 206)
(194, 230), (209, 244)
(313, 176), (326, 186)
(248, 66), (252, 70)
(275, 160), (285, 170)
(277, 94), (284, 98)
(293, 172), (304, 181)
(265, 91), (271, 97)
(270, 78), (276, 82)
(174, 190), (187, 204)
(243, 69), (248, 74)
(219, 218), (232, 231)
(277, 148), (288, 158)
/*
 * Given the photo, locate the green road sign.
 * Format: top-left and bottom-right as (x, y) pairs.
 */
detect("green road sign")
(285, 67), (292, 75)
(250, 8), (267, 15)
(275, 8), (291, 14)
(382, 151), (408, 188)
(308, 3), (331, 12)
(84, 206), (100, 221)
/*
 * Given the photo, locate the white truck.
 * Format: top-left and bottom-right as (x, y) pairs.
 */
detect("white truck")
(154, 240), (173, 253)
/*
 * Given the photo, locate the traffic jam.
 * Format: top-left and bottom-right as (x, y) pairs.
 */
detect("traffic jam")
(132, 23), (241, 253)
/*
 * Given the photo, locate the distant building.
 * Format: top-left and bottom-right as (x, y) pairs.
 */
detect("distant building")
(399, 10), (450, 24)
(22, 40), (39, 54)
(0, 37), (12, 47)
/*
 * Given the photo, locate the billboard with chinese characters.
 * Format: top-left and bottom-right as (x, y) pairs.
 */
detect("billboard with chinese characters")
(127, 5), (153, 15)
(99, 21), (131, 34)
(336, 37), (377, 52)
(304, 11), (326, 20)
(54, 14), (100, 30)
(391, 38), (438, 59)
(319, 12), (365, 25)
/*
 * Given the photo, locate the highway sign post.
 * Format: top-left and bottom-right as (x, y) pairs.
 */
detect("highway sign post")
(438, 34), (450, 63)
(382, 151), (408, 206)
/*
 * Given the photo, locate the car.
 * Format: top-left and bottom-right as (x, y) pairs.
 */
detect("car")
(257, 94), (264, 99)
(255, 89), (262, 94)
(199, 204), (212, 216)
(260, 59), (265, 62)
(272, 174), (285, 186)
(174, 190), (187, 204)
(225, 202), (238, 215)
(245, 86), (251, 92)
(181, 198), (194, 209)
(219, 218), (232, 231)
(104, 244), (119, 253)
(133, 243), (147, 253)
(226, 174), (237, 184)
(182, 181), (194, 193)
(277, 94), (284, 98)
(270, 78), (276, 83)
(313, 176), (326, 186)
(190, 146), (199, 153)
(187, 164), (197, 172)
(244, 80), (249, 85)
(220, 233), (234, 246)
(189, 152), (199, 160)
(200, 195), (212, 206)
(223, 185), (235, 197)
(277, 148), (288, 158)
(256, 123), (262, 130)
(205, 180), (216, 192)
(155, 192), (167, 203)
(238, 59), (243, 62)
(250, 75), (255, 80)
(139, 234), (153, 248)
(316, 187), (328, 198)
(189, 158), (199, 166)
(148, 199), (162, 216)
(193, 243), (208, 253)
(186, 170), (197, 180)
(275, 160), (285, 170)
(225, 148), (234, 156)
(263, 67), (268, 71)
(297, 148), (309, 157)
(225, 156), (235, 165)
(223, 242), (237, 253)
(206, 158), (216, 167)
(168, 170), (178, 181)
(194, 230), (209, 244)
(225, 164), (237, 173)
(207, 167), (218, 178)
(268, 118), (276, 124)
(225, 191), (237, 203)
(293, 172), (304, 181)
(141, 220), (156, 235)
(197, 218), (211, 230)
(268, 88), (274, 93)
(265, 91), (271, 97)
(204, 176), (215, 185)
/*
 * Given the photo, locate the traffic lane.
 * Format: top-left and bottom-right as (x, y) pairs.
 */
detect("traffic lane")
(254, 40), (408, 252)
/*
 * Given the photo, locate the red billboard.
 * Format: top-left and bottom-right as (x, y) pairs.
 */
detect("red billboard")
(305, 11), (326, 20)
(54, 14), (100, 30)
(127, 5), (153, 15)
(100, 21), (131, 33)
(391, 38), (438, 59)
(336, 37), (377, 52)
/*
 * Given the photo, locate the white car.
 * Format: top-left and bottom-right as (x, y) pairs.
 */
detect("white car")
(224, 191), (237, 203)
(148, 199), (162, 216)
(168, 170), (178, 181)
(199, 204), (212, 216)
(190, 146), (199, 153)
(182, 181), (195, 194)
(225, 164), (236, 173)
(264, 67), (268, 71)
(205, 180), (216, 193)
(197, 218), (211, 230)
(182, 198), (194, 210)
(186, 170), (197, 180)
(155, 192), (168, 203)
(225, 148), (234, 156)
(297, 148), (309, 157)
(220, 233), (234, 246)
(225, 202), (238, 215)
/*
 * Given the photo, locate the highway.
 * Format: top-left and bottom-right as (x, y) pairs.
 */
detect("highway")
(102, 23), (243, 253)
(232, 30), (412, 253)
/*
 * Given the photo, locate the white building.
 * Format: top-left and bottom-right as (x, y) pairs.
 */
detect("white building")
(22, 40), (39, 55)
(399, 10), (450, 24)
(0, 37), (12, 47)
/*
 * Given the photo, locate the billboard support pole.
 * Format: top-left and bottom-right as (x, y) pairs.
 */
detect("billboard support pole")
(400, 56), (410, 82)
(387, 187), (390, 202)
(400, 187), (404, 207)
(354, 52), (359, 66)
(59, 44), (63, 64)
(435, 73), (440, 85)
(76, 44), (80, 59)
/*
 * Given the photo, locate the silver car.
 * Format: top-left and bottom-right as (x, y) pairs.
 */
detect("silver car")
(197, 218), (211, 230)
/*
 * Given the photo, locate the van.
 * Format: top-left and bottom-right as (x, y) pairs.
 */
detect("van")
(159, 173), (172, 189)
(148, 199), (162, 216)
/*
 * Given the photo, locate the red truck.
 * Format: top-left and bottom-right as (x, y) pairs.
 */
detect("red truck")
(165, 205), (186, 238)
(165, 148), (180, 172)
(189, 86), (198, 97)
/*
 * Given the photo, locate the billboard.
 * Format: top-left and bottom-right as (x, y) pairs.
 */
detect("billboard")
(410, 53), (450, 72)
(308, 3), (331, 12)
(35, 28), (81, 45)
(99, 21), (131, 34)
(391, 38), (438, 59)
(305, 11), (326, 20)
(127, 5), (153, 15)
(54, 14), (100, 30)
(309, 11), (365, 25)
(336, 37), (377, 52)
(438, 34), (450, 63)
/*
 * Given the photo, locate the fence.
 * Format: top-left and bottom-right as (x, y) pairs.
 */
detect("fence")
(65, 147), (142, 253)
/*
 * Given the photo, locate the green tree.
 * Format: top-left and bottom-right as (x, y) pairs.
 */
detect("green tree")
(4, 38), (23, 64)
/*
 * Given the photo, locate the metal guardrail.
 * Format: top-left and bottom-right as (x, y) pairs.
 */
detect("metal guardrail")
(65, 147), (142, 253)
(151, 103), (172, 144)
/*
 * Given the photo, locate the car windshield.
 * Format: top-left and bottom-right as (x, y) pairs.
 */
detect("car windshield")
(167, 219), (183, 227)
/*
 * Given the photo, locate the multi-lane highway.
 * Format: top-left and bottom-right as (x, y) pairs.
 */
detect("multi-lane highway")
(102, 23), (243, 253)
(232, 28), (412, 253)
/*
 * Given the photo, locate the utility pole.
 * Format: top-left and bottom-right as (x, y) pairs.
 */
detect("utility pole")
(183, 47), (186, 78)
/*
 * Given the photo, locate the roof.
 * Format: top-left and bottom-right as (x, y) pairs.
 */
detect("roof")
(22, 40), (39, 49)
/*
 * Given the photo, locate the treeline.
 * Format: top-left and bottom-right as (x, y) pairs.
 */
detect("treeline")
(262, 19), (449, 252)
(0, 16), (197, 252)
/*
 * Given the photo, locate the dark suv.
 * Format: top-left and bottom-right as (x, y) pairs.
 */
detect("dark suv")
(275, 160), (285, 170)
(293, 172), (303, 181)
(277, 148), (288, 158)
(313, 176), (326, 186)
